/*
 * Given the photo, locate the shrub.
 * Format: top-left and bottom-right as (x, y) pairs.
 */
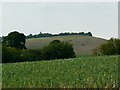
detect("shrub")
(2, 46), (21, 63)
(2, 40), (75, 63)
(41, 40), (75, 60)
(21, 49), (41, 62)
(93, 38), (120, 55)
(2, 45), (42, 63)
(50, 40), (61, 44)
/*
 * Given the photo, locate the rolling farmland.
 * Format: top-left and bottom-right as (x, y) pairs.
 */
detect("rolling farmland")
(2, 55), (118, 88)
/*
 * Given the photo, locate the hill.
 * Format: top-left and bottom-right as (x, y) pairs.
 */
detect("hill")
(26, 35), (107, 56)
(2, 56), (118, 88)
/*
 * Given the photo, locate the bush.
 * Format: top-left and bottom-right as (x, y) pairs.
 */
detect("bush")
(2, 46), (42, 63)
(93, 38), (120, 55)
(50, 40), (61, 44)
(2, 40), (76, 63)
(2, 46), (21, 63)
(41, 40), (75, 60)
(21, 49), (41, 62)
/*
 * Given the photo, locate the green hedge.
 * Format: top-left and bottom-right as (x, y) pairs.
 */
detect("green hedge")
(41, 41), (75, 60)
(2, 40), (75, 63)
(21, 49), (41, 62)
(2, 46), (21, 63)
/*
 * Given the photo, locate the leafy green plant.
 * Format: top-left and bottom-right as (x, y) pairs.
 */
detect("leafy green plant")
(21, 49), (41, 62)
(2, 46), (21, 63)
(93, 38), (120, 55)
(41, 40), (75, 60)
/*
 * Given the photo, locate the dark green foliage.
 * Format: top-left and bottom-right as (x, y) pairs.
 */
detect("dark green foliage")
(86, 32), (92, 36)
(2, 46), (21, 63)
(41, 40), (75, 60)
(59, 32), (70, 36)
(2, 32), (75, 63)
(21, 49), (41, 62)
(2, 40), (75, 63)
(79, 32), (84, 35)
(2, 44), (42, 63)
(50, 40), (61, 44)
(26, 32), (92, 39)
(93, 38), (120, 55)
(100, 38), (120, 55)
(2, 31), (27, 49)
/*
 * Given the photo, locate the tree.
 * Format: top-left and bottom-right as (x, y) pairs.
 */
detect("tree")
(87, 32), (92, 36)
(2, 31), (27, 49)
(79, 32), (84, 35)
(93, 38), (120, 55)
(21, 49), (41, 62)
(27, 34), (33, 39)
(84, 32), (92, 36)
(2, 46), (21, 63)
(50, 40), (61, 44)
(41, 40), (75, 60)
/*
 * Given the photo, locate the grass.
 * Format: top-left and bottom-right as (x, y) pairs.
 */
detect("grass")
(2, 55), (118, 88)
(26, 35), (107, 55)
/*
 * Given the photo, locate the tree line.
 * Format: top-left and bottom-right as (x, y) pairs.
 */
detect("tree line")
(2, 31), (120, 63)
(26, 32), (92, 39)
(2, 31), (75, 63)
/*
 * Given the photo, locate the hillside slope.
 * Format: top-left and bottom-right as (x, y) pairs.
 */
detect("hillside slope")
(26, 35), (107, 55)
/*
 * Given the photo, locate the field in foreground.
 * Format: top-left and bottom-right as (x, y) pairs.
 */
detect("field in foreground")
(2, 56), (118, 88)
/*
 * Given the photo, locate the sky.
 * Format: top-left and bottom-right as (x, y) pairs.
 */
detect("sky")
(1, 1), (118, 39)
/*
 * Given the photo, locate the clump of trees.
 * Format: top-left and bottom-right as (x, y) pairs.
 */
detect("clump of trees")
(21, 49), (41, 62)
(93, 38), (120, 55)
(2, 45), (21, 63)
(41, 40), (75, 60)
(2, 45), (42, 63)
(2, 31), (27, 49)
(2, 31), (27, 63)
(2, 31), (76, 63)
(26, 32), (92, 39)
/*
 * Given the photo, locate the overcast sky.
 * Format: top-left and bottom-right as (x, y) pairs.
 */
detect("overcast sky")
(1, 1), (118, 39)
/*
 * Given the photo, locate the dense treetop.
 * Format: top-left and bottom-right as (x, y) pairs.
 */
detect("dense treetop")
(2, 31), (27, 49)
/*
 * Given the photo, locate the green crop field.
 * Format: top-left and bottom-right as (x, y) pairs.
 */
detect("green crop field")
(2, 55), (118, 88)
(26, 35), (107, 56)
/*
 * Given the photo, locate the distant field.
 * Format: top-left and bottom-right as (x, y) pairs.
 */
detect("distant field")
(2, 55), (118, 88)
(26, 35), (107, 56)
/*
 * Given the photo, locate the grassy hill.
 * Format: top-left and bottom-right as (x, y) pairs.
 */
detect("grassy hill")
(2, 55), (118, 88)
(26, 35), (107, 56)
